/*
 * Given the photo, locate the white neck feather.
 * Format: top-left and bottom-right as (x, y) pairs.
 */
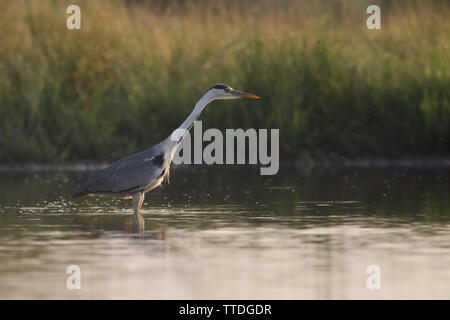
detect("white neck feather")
(164, 91), (216, 158)
(179, 91), (214, 132)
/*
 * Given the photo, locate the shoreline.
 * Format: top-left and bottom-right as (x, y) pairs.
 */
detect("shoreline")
(292, 153), (450, 170)
(2, 156), (450, 172)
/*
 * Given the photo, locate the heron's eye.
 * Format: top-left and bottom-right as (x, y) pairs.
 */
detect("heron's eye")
(224, 87), (231, 93)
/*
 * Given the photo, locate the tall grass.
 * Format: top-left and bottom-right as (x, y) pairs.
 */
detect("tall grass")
(0, 0), (449, 162)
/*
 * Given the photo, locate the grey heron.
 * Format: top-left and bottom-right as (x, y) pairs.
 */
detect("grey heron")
(71, 84), (259, 230)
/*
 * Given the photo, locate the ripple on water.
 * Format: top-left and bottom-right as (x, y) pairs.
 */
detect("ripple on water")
(0, 168), (450, 298)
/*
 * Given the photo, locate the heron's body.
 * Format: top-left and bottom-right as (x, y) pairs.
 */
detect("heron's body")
(71, 84), (259, 230)
(71, 140), (170, 200)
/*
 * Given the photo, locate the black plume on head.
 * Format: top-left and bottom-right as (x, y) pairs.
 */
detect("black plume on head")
(208, 83), (231, 91)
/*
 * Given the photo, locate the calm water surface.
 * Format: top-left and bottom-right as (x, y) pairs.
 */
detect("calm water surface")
(0, 165), (449, 299)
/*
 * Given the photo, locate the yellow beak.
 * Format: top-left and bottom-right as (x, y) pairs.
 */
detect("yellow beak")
(230, 89), (260, 99)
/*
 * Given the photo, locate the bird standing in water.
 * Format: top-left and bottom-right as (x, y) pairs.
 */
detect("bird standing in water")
(71, 84), (259, 230)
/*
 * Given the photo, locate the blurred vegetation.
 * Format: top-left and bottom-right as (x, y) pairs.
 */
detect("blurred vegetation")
(0, 0), (449, 162)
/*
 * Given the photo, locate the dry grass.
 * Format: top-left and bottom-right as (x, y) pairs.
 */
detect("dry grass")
(0, 0), (449, 161)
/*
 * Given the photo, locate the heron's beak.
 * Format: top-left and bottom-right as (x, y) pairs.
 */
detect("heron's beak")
(230, 89), (260, 99)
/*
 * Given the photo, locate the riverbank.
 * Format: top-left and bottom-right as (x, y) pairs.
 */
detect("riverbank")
(0, 0), (449, 162)
(2, 156), (450, 173)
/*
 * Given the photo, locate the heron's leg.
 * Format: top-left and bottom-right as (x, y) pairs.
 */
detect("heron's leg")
(132, 192), (145, 232)
(138, 192), (145, 212)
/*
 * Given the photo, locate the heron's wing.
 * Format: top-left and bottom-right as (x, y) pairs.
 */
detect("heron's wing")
(73, 148), (167, 196)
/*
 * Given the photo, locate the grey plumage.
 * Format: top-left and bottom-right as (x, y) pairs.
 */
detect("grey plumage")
(71, 141), (169, 199)
(70, 84), (259, 231)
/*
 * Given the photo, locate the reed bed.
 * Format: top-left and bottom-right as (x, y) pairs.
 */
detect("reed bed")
(0, 0), (448, 162)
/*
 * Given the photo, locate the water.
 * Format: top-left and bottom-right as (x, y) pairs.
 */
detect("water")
(0, 165), (449, 299)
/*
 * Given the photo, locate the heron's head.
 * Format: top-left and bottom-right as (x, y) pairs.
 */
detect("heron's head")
(207, 84), (260, 100)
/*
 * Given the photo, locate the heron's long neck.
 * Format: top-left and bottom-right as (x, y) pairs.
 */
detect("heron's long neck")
(179, 93), (212, 132)
(166, 92), (214, 155)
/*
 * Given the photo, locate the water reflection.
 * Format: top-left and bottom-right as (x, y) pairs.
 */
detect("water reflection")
(0, 165), (449, 299)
